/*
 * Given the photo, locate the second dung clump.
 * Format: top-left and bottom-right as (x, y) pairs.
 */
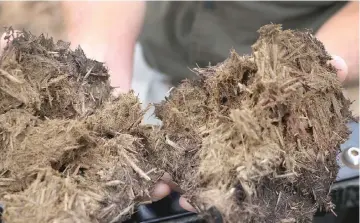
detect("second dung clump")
(151, 24), (353, 222)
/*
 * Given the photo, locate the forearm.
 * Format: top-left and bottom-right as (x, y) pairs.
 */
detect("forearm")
(316, 1), (359, 85)
(62, 1), (145, 92)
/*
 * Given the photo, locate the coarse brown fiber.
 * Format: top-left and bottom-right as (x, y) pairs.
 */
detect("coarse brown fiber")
(0, 24), (354, 223)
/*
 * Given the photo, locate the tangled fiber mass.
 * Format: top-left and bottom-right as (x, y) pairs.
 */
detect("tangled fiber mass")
(0, 24), (353, 223)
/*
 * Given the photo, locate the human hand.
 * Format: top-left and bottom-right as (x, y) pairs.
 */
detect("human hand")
(328, 55), (348, 82)
(0, 29), (23, 55)
(315, 1), (359, 86)
(151, 172), (197, 212)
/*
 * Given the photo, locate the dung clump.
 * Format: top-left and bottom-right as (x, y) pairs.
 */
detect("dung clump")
(153, 24), (353, 222)
(0, 24), (354, 223)
(2, 169), (100, 223)
(0, 28), (162, 223)
(0, 28), (111, 118)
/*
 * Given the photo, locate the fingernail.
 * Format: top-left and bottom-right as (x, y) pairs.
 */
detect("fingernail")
(179, 196), (197, 213)
(160, 172), (173, 183)
(111, 87), (129, 97)
(151, 182), (171, 201)
(111, 88), (122, 97)
(329, 55), (348, 82)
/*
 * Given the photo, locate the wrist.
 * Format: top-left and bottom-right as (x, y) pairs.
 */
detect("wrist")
(62, 1), (145, 93)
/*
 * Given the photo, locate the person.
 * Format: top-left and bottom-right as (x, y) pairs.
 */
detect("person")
(1, 1), (357, 213)
(61, 1), (358, 93)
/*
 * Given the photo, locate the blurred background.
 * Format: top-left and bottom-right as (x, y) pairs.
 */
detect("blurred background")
(0, 2), (65, 39)
(0, 1), (357, 123)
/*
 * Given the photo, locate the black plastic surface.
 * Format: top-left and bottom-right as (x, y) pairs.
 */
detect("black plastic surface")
(314, 177), (359, 223)
(337, 122), (359, 181)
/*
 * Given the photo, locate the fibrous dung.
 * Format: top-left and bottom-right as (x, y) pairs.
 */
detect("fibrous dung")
(0, 24), (353, 223)
(151, 24), (353, 222)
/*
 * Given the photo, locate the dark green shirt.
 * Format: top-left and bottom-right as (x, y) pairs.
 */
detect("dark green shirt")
(139, 1), (347, 84)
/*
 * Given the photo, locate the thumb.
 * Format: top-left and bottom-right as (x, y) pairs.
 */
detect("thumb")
(328, 55), (348, 82)
(0, 29), (23, 56)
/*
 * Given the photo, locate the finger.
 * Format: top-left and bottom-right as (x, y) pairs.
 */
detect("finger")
(179, 196), (197, 212)
(151, 181), (172, 201)
(152, 172), (196, 212)
(151, 182), (197, 212)
(150, 172), (173, 201)
(328, 55), (348, 82)
(111, 87), (125, 97)
(159, 172), (186, 194)
(0, 32), (9, 55)
(0, 29), (23, 56)
(160, 172), (173, 182)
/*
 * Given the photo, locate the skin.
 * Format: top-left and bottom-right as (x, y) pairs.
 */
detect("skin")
(60, 1), (358, 92)
(62, 1), (146, 95)
(0, 1), (356, 213)
(315, 1), (359, 86)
